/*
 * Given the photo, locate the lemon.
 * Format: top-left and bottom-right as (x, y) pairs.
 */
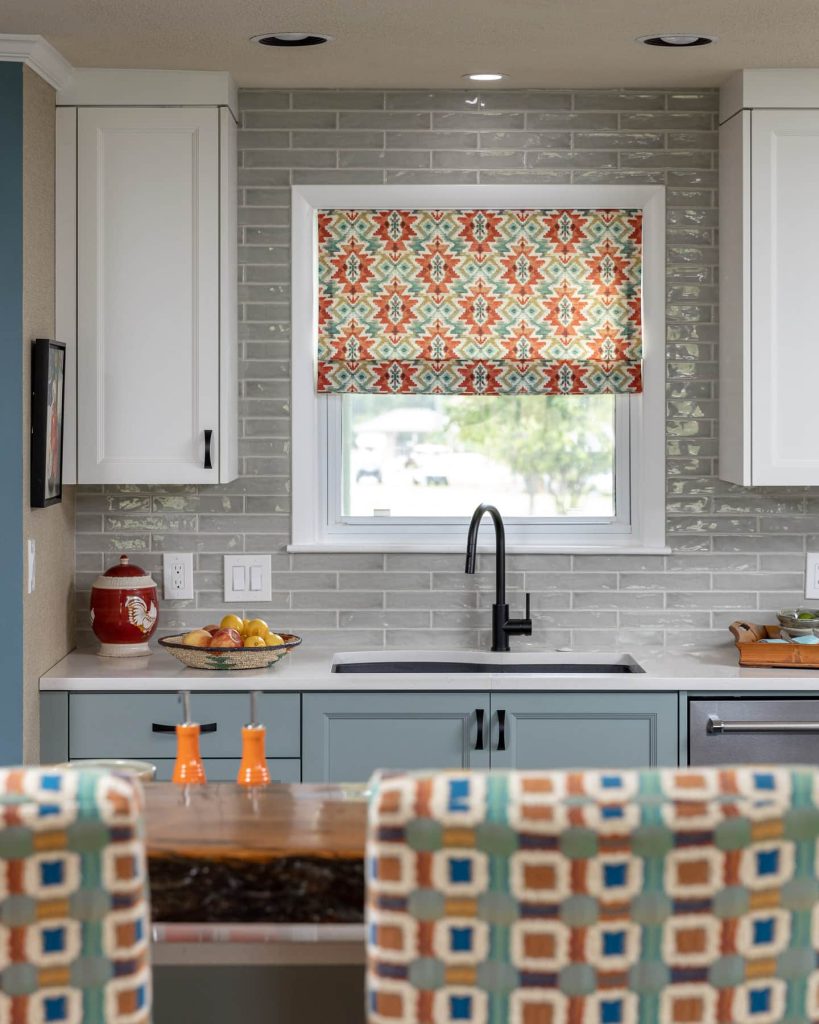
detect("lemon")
(264, 632), (284, 647)
(220, 614), (244, 633)
(246, 618), (270, 638)
(243, 635), (266, 648)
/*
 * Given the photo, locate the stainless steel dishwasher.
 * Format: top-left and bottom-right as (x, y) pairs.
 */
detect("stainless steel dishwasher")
(689, 698), (819, 765)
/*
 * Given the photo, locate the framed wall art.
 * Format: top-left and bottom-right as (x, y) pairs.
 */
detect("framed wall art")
(31, 338), (66, 508)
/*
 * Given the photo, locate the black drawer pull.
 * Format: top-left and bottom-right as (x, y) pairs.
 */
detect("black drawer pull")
(475, 709), (485, 751)
(152, 722), (217, 734)
(497, 709), (506, 751)
(204, 429), (213, 470)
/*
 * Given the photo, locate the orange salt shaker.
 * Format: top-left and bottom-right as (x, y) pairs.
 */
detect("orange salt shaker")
(172, 691), (206, 785)
(237, 691), (270, 787)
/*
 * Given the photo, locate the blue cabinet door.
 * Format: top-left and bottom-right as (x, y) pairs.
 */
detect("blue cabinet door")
(302, 692), (491, 783)
(489, 692), (678, 769)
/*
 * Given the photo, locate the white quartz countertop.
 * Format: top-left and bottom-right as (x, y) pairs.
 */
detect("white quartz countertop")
(40, 643), (819, 692)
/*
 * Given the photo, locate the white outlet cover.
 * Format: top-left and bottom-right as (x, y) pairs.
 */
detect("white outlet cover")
(806, 552), (819, 600)
(224, 554), (272, 603)
(163, 552), (194, 601)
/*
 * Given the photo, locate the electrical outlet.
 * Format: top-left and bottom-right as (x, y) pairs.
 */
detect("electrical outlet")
(163, 553), (194, 600)
(224, 555), (272, 603)
(806, 553), (819, 600)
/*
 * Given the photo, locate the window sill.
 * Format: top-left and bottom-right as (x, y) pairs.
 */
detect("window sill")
(287, 542), (672, 556)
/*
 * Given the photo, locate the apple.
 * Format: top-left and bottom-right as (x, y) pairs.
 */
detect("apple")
(210, 628), (243, 649)
(203, 624), (220, 636)
(181, 629), (212, 648)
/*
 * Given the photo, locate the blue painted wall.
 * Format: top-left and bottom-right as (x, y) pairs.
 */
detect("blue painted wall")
(0, 63), (24, 764)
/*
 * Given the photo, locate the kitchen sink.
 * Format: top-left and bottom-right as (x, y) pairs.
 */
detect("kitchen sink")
(332, 652), (644, 675)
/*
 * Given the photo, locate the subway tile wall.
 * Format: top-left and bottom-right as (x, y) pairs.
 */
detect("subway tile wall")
(75, 88), (819, 651)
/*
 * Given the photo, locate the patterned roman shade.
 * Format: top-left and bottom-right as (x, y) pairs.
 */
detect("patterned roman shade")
(316, 208), (642, 396)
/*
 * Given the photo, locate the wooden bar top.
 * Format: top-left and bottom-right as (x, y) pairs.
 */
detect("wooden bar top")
(144, 781), (368, 861)
(144, 783), (368, 923)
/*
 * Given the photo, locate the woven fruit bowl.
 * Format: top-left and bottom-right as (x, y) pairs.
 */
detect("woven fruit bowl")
(158, 633), (302, 671)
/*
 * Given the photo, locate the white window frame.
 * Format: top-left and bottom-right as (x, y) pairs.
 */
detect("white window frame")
(290, 184), (667, 554)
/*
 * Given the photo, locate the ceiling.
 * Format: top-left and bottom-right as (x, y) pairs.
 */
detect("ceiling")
(2, 0), (818, 89)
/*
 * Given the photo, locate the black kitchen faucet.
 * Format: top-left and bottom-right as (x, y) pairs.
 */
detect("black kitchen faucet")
(464, 503), (532, 652)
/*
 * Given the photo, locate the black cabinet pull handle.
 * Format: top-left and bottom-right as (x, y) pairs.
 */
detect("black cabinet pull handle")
(497, 709), (506, 751)
(475, 709), (485, 751)
(204, 429), (213, 470)
(152, 722), (217, 734)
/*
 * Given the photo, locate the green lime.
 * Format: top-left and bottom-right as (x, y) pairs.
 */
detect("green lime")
(798, 612), (816, 620)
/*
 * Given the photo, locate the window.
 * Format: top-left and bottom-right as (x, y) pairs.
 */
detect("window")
(291, 185), (666, 553)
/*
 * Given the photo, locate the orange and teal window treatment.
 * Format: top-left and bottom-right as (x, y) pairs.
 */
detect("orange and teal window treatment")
(316, 208), (643, 396)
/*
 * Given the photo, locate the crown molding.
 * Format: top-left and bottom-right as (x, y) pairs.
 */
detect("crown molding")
(0, 34), (74, 92)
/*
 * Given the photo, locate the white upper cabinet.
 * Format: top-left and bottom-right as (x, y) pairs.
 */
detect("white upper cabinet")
(720, 72), (819, 486)
(57, 72), (238, 485)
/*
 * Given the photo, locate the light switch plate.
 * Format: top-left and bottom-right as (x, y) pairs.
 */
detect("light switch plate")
(806, 552), (819, 600)
(163, 552), (194, 601)
(224, 554), (272, 603)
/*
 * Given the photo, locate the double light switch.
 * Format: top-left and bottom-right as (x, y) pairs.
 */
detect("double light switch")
(224, 555), (272, 603)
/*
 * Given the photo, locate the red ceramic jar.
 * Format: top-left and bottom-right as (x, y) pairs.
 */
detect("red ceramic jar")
(90, 555), (159, 657)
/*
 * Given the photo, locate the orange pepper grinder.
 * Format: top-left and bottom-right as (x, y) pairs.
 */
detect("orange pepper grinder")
(237, 691), (270, 787)
(172, 691), (207, 785)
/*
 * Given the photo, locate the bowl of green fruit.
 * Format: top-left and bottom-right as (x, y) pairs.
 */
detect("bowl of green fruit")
(777, 608), (819, 629)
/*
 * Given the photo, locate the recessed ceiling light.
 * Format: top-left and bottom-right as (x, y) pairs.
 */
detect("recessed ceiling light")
(463, 72), (507, 82)
(251, 32), (332, 47)
(637, 33), (716, 47)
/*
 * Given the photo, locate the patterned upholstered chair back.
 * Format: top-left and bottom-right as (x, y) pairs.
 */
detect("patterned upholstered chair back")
(367, 766), (819, 1024)
(0, 767), (151, 1024)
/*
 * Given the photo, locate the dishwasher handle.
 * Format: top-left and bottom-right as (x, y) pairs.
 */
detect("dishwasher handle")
(707, 714), (819, 735)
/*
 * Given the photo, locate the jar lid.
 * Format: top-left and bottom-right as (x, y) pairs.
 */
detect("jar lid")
(92, 555), (155, 591)
(104, 555), (149, 578)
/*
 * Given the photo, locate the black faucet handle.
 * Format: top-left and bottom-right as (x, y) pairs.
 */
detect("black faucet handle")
(504, 592), (532, 637)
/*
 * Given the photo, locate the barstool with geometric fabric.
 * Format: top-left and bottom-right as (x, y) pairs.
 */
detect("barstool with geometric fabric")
(366, 766), (819, 1024)
(0, 767), (152, 1023)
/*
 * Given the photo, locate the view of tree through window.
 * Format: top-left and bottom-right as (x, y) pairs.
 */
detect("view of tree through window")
(341, 394), (616, 519)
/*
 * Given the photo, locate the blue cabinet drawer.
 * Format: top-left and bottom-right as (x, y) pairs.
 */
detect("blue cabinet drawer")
(68, 692), (300, 759)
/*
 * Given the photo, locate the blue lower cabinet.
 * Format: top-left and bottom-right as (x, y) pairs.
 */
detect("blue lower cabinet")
(489, 692), (678, 769)
(302, 692), (491, 783)
(44, 688), (679, 783)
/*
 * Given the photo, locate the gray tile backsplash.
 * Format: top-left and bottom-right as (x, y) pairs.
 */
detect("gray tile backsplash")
(74, 87), (819, 651)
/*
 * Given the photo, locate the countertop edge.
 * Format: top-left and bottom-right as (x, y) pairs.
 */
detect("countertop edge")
(39, 647), (819, 692)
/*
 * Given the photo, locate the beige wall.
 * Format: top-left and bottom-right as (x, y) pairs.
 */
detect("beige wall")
(22, 66), (75, 762)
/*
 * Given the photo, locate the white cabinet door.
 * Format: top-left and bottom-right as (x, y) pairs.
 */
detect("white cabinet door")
(751, 109), (819, 484)
(77, 107), (220, 483)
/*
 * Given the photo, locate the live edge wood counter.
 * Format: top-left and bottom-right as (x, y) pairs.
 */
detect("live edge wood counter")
(145, 782), (367, 924)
